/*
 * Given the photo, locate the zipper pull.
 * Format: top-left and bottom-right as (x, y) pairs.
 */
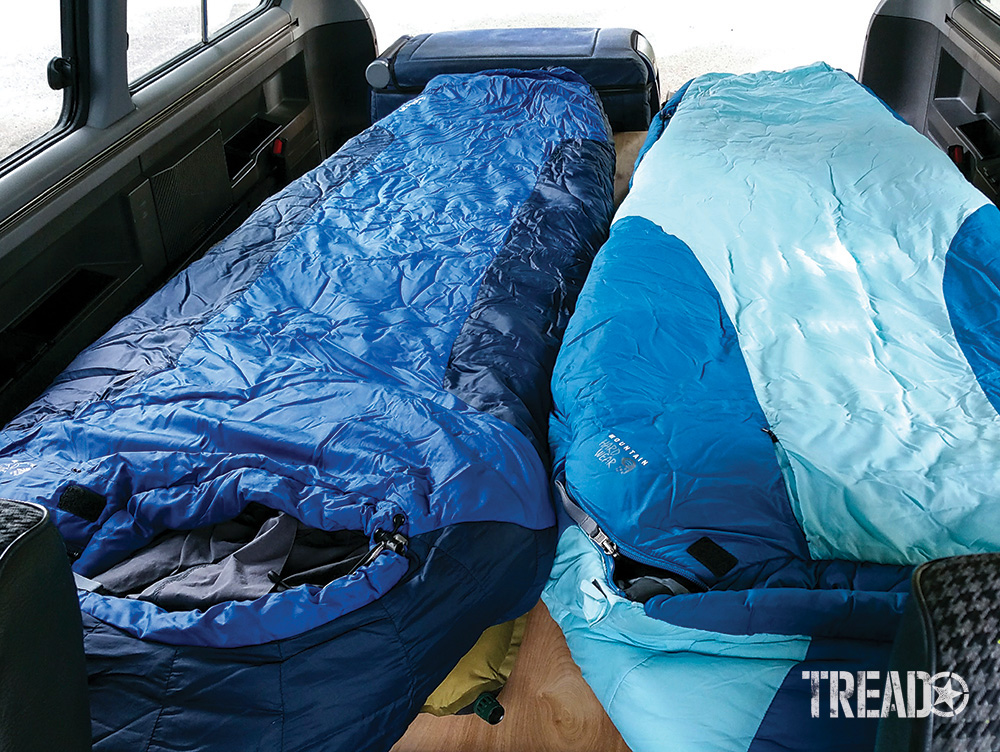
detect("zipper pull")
(373, 513), (408, 555)
(267, 569), (292, 592)
(348, 513), (408, 575)
(592, 528), (619, 559)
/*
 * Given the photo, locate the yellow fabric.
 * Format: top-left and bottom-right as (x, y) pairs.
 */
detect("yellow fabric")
(420, 614), (527, 716)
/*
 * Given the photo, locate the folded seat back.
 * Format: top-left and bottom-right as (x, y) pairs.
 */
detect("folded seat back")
(0, 499), (90, 752)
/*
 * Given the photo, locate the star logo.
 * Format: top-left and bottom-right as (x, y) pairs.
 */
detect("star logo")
(930, 672), (970, 717)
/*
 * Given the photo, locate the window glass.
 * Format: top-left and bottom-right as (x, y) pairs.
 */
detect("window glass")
(128, 0), (202, 83)
(978, 0), (1000, 19)
(129, 0), (269, 84)
(0, 2), (66, 161)
(207, 0), (266, 37)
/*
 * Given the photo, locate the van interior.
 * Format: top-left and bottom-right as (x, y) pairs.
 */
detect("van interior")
(1, 1), (999, 750)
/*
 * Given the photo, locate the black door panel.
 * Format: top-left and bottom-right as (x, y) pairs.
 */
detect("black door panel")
(0, 2), (375, 425)
(863, 0), (1000, 204)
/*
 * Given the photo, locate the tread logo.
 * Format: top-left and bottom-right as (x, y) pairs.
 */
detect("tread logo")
(594, 433), (649, 474)
(803, 671), (969, 719)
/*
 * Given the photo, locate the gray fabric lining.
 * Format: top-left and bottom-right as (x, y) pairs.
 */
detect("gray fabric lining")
(93, 504), (371, 610)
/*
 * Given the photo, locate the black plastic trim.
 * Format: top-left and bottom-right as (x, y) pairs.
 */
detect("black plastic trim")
(948, 11), (1000, 67)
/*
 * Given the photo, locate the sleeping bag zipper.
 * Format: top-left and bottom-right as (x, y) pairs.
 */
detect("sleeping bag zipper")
(347, 513), (408, 576)
(270, 514), (408, 590)
(554, 480), (703, 602)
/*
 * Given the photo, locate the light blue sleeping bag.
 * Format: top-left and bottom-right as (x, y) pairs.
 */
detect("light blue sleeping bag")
(543, 63), (1000, 751)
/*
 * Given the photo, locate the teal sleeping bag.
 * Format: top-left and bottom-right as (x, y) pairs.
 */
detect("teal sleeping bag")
(543, 63), (1000, 751)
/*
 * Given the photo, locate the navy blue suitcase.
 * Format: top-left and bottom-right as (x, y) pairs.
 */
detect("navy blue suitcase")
(367, 27), (659, 132)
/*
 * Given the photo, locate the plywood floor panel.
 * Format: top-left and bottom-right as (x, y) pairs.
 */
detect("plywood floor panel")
(613, 131), (647, 209)
(391, 603), (632, 752)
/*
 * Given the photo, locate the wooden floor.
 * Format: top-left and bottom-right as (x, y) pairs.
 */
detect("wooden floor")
(391, 602), (632, 752)
(613, 131), (647, 209)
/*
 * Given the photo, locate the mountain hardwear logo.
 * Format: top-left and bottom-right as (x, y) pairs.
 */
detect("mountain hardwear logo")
(803, 671), (969, 718)
(594, 433), (649, 474)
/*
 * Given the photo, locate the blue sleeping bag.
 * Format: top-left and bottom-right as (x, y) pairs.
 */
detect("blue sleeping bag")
(0, 68), (614, 751)
(542, 63), (1000, 751)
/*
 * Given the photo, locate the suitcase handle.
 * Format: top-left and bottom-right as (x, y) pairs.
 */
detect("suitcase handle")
(366, 35), (412, 90)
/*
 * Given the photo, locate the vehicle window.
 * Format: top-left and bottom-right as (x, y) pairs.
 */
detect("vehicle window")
(127, 1), (202, 83)
(207, 0), (265, 37)
(978, 0), (1000, 20)
(128, 0), (269, 85)
(1, 3), (66, 161)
